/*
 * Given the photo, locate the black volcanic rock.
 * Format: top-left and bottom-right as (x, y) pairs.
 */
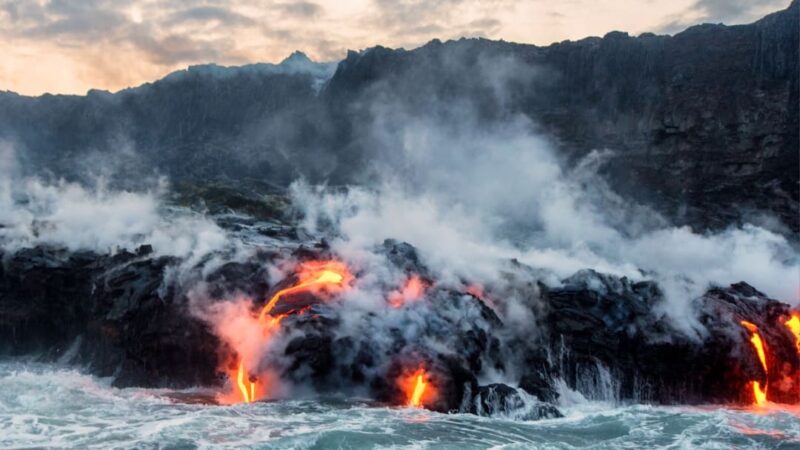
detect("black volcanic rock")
(280, 286), (504, 413)
(541, 270), (799, 404)
(0, 2), (796, 232)
(468, 383), (563, 420)
(0, 247), (98, 356)
(0, 246), (223, 388)
(1, 241), (798, 412)
(519, 365), (560, 404)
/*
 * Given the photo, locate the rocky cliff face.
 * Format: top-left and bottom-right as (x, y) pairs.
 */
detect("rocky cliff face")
(322, 2), (798, 232)
(1, 3), (796, 233)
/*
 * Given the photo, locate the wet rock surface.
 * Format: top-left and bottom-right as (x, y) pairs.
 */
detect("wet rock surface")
(467, 384), (563, 420)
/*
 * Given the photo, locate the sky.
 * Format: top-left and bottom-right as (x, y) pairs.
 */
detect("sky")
(0, 0), (789, 96)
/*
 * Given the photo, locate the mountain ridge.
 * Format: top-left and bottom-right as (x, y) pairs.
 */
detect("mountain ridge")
(3, 2), (795, 99)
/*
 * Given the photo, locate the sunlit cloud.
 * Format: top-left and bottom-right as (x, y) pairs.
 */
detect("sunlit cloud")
(656, 0), (787, 33)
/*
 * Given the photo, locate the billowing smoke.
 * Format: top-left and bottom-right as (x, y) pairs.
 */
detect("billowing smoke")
(287, 104), (798, 338)
(0, 141), (231, 267)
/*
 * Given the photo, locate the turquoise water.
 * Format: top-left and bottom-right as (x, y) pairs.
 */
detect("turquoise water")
(1, 363), (797, 449)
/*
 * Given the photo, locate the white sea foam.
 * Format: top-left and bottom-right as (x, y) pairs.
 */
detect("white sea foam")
(0, 363), (797, 449)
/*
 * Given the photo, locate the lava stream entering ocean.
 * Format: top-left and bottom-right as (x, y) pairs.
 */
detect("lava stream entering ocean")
(399, 368), (435, 408)
(236, 362), (256, 403)
(741, 320), (769, 405)
(224, 260), (353, 404)
(409, 374), (427, 407)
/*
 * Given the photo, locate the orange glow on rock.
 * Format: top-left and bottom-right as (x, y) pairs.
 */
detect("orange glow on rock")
(741, 320), (769, 405)
(785, 313), (800, 354)
(388, 275), (426, 308)
(399, 368), (436, 408)
(465, 284), (485, 300)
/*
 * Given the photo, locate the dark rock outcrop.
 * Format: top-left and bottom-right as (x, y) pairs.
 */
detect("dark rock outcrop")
(278, 285), (503, 413)
(0, 245), (272, 388)
(467, 383), (563, 420)
(539, 270), (799, 404)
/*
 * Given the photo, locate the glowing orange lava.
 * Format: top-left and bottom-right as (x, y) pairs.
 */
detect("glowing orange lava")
(409, 374), (427, 407)
(236, 362), (257, 403)
(465, 284), (485, 300)
(258, 261), (351, 322)
(223, 260), (352, 404)
(741, 320), (769, 405)
(751, 381), (768, 405)
(399, 368), (435, 408)
(785, 313), (800, 354)
(463, 282), (501, 313)
(388, 275), (426, 308)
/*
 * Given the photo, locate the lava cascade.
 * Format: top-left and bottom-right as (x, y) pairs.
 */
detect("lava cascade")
(786, 313), (800, 354)
(399, 368), (435, 408)
(740, 320), (769, 405)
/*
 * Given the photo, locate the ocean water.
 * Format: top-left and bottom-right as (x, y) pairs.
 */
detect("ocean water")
(1, 362), (797, 449)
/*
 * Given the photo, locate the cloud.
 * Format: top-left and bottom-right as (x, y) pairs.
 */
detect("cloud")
(692, 0), (786, 21)
(130, 32), (237, 65)
(2, 0), (127, 41)
(657, 0), (787, 33)
(274, 1), (323, 18)
(165, 6), (257, 26)
(368, 0), (504, 41)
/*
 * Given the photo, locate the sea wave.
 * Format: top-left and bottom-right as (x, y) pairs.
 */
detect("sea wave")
(0, 362), (797, 449)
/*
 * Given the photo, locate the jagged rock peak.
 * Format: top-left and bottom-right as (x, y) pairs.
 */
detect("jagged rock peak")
(281, 50), (313, 64)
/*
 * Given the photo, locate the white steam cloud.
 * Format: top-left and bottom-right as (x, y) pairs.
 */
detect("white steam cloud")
(289, 107), (799, 337)
(0, 141), (229, 264)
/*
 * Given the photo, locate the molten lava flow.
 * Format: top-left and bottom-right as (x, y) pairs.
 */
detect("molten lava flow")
(388, 275), (426, 308)
(258, 260), (351, 322)
(786, 313), (800, 354)
(409, 373), (427, 407)
(221, 261), (352, 404)
(751, 381), (768, 405)
(465, 284), (485, 300)
(236, 362), (256, 403)
(741, 321), (768, 371)
(467, 282), (500, 308)
(741, 320), (769, 405)
(399, 368), (435, 408)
